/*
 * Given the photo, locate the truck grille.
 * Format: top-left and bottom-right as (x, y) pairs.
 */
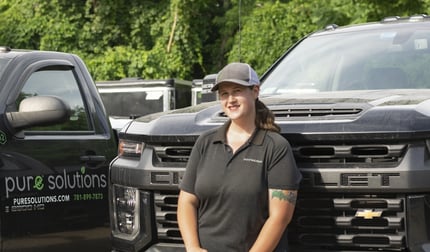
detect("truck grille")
(153, 144), (407, 168)
(154, 146), (192, 164)
(294, 144), (406, 168)
(289, 193), (406, 250)
(151, 143), (409, 249)
(153, 191), (407, 250)
(154, 191), (181, 242)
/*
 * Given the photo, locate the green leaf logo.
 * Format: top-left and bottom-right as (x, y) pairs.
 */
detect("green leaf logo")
(0, 131), (6, 145)
(33, 176), (44, 190)
(80, 166), (86, 174)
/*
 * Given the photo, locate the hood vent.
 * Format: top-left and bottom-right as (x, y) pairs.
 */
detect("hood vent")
(272, 107), (362, 118)
(218, 106), (363, 119)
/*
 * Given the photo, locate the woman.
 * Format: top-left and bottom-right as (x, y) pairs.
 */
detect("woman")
(177, 62), (302, 252)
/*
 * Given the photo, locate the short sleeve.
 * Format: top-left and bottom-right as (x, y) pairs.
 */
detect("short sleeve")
(266, 134), (302, 190)
(178, 134), (204, 194)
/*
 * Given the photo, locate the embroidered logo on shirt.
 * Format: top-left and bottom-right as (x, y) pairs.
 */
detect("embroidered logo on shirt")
(243, 158), (262, 164)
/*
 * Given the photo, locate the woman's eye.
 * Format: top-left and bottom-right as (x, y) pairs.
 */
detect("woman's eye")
(233, 89), (242, 94)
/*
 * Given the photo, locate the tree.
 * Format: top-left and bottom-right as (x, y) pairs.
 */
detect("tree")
(0, 0), (428, 80)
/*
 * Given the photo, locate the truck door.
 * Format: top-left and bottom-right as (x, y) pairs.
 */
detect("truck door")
(0, 62), (116, 251)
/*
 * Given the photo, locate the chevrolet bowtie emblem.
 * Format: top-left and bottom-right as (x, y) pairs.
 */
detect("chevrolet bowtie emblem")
(355, 209), (382, 219)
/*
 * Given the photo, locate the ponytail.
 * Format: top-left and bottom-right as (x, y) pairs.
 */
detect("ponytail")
(255, 99), (280, 133)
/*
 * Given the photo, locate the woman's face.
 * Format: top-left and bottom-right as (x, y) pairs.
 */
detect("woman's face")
(218, 83), (259, 122)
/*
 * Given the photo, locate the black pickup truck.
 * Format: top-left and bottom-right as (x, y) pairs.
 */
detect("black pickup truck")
(0, 47), (117, 251)
(110, 15), (430, 252)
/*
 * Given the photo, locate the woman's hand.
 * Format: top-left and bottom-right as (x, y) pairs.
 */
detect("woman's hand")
(185, 247), (208, 252)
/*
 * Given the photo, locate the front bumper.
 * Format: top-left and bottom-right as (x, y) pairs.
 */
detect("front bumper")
(111, 243), (185, 252)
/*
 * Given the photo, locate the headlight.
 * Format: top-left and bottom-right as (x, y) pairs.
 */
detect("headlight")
(118, 140), (143, 158)
(112, 185), (140, 239)
(110, 185), (153, 250)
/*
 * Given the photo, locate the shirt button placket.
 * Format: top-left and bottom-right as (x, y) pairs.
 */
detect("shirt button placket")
(225, 144), (234, 166)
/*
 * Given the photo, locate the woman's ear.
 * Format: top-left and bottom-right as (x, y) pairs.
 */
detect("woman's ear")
(252, 85), (260, 99)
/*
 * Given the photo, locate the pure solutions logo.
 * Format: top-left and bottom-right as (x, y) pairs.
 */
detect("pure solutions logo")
(4, 167), (107, 198)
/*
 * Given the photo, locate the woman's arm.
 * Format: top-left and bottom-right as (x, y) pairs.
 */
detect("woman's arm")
(249, 189), (298, 252)
(177, 190), (208, 252)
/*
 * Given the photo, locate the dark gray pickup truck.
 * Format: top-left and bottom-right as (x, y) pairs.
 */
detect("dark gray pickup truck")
(0, 47), (117, 251)
(110, 15), (430, 252)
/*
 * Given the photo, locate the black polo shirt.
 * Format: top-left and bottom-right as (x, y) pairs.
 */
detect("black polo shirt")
(179, 121), (302, 252)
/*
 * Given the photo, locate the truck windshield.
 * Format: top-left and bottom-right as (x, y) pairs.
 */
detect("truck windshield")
(261, 26), (430, 95)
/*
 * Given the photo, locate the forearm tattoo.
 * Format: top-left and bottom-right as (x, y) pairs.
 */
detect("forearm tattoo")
(271, 190), (297, 204)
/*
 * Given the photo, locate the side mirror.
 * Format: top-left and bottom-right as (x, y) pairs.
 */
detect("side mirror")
(6, 96), (70, 129)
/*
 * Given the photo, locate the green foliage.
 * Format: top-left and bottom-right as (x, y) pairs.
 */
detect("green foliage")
(0, 0), (43, 48)
(226, 0), (428, 76)
(228, 0), (322, 74)
(0, 0), (428, 80)
(85, 0), (213, 80)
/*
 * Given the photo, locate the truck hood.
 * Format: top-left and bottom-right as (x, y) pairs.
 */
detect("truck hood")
(122, 89), (430, 141)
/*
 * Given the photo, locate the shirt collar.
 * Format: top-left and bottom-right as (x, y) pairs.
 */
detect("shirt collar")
(213, 120), (266, 146)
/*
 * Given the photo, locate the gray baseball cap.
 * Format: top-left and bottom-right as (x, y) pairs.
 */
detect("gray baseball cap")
(211, 62), (260, 91)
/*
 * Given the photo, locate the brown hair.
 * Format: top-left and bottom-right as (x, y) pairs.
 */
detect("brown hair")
(255, 99), (280, 133)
